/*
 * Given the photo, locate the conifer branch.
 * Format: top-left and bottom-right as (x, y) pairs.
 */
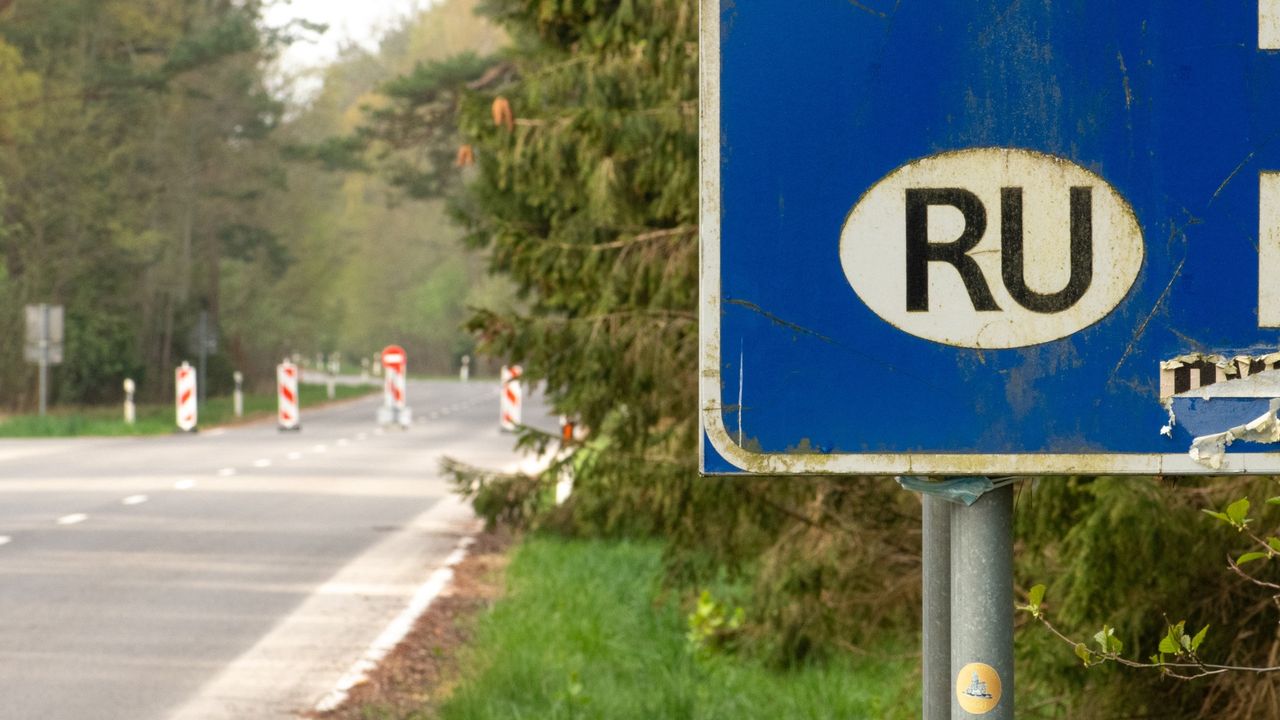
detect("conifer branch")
(540, 225), (696, 251)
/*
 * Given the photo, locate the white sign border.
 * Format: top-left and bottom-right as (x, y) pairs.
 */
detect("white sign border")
(697, 0), (1280, 476)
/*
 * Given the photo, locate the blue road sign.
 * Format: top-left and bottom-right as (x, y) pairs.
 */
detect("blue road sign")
(700, 1), (1280, 475)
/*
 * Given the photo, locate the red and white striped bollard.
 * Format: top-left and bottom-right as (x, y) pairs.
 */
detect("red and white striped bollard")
(378, 344), (412, 427)
(278, 360), (300, 431)
(175, 361), (198, 432)
(500, 365), (523, 432)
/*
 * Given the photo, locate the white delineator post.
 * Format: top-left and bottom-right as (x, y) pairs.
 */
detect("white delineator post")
(233, 371), (244, 418)
(123, 378), (136, 425)
(278, 360), (300, 431)
(460, 355), (471, 382)
(175, 361), (197, 432)
(500, 365), (523, 432)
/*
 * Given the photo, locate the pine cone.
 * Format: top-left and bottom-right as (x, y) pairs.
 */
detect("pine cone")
(491, 97), (515, 132)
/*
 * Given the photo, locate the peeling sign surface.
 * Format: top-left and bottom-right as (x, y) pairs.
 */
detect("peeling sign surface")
(701, 1), (1280, 475)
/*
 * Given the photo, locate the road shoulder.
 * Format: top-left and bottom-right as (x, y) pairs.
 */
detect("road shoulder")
(309, 528), (511, 719)
(167, 493), (480, 720)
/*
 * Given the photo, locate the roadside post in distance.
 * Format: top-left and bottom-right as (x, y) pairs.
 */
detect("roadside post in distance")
(123, 378), (136, 426)
(233, 371), (244, 418)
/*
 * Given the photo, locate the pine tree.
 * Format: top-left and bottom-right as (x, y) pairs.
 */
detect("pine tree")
(446, 0), (701, 534)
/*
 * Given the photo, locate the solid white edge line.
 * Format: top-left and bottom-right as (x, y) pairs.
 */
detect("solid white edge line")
(312, 536), (476, 714)
(56, 513), (88, 526)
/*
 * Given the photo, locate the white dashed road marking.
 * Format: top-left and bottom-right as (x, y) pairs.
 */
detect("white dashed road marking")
(217, 468), (237, 477)
(0, 536), (11, 546)
(252, 458), (273, 468)
(122, 495), (148, 506)
(286, 452), (303, 460)
(57, 514), (88, 526)
(175, 479), (196, 490)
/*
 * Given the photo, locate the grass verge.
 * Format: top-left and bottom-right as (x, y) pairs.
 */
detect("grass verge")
(0, 383), (376, 437)
(421, 536), (918, 720)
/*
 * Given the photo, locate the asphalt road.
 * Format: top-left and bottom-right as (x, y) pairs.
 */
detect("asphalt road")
(0, 379), (550, 720)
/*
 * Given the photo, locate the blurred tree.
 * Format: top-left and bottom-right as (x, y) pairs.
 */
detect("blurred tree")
(0, 0), (290, 403)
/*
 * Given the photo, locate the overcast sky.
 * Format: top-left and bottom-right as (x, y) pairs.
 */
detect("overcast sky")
(264, 0), (429, 98)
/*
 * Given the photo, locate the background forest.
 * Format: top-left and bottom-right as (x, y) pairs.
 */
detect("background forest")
(0, 0), (509, 406)
(3, 1), (1280, 718)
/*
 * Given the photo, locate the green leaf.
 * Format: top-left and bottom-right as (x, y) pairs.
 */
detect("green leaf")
(1202, 509), (1231, 523)
(1191, 625), (1210, 651)
(1227, 497), (1252, 525)
(1267, 537), (1280, 553)
(1238, 551), (1269, 565)
(1074, 642), (1092, 666)
(1093, 626), (1123, 655)
(1267, 497), (1280, 506)
(1158, 634), (1179, 655)
(1028, 584), (1046, 608)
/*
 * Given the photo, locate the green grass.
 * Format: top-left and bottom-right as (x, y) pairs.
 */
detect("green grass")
(0, 383), (377, 437)
(431, 537), (919, 720)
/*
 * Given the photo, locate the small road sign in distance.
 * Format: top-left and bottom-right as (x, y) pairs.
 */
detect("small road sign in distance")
(701, 2), (1280, 475)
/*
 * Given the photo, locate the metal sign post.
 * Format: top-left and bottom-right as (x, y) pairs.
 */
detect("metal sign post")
(24, 304), (64, 416)
(906, 476), (1017, 719)
(950, 486), (1014, 719)
(921, 494), (952, 720)
(188, 310), (217, 406)
(326, 352), (338, 400)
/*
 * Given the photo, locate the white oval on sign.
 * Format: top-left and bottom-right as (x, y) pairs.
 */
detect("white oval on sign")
(839, 148), (1144, 348)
